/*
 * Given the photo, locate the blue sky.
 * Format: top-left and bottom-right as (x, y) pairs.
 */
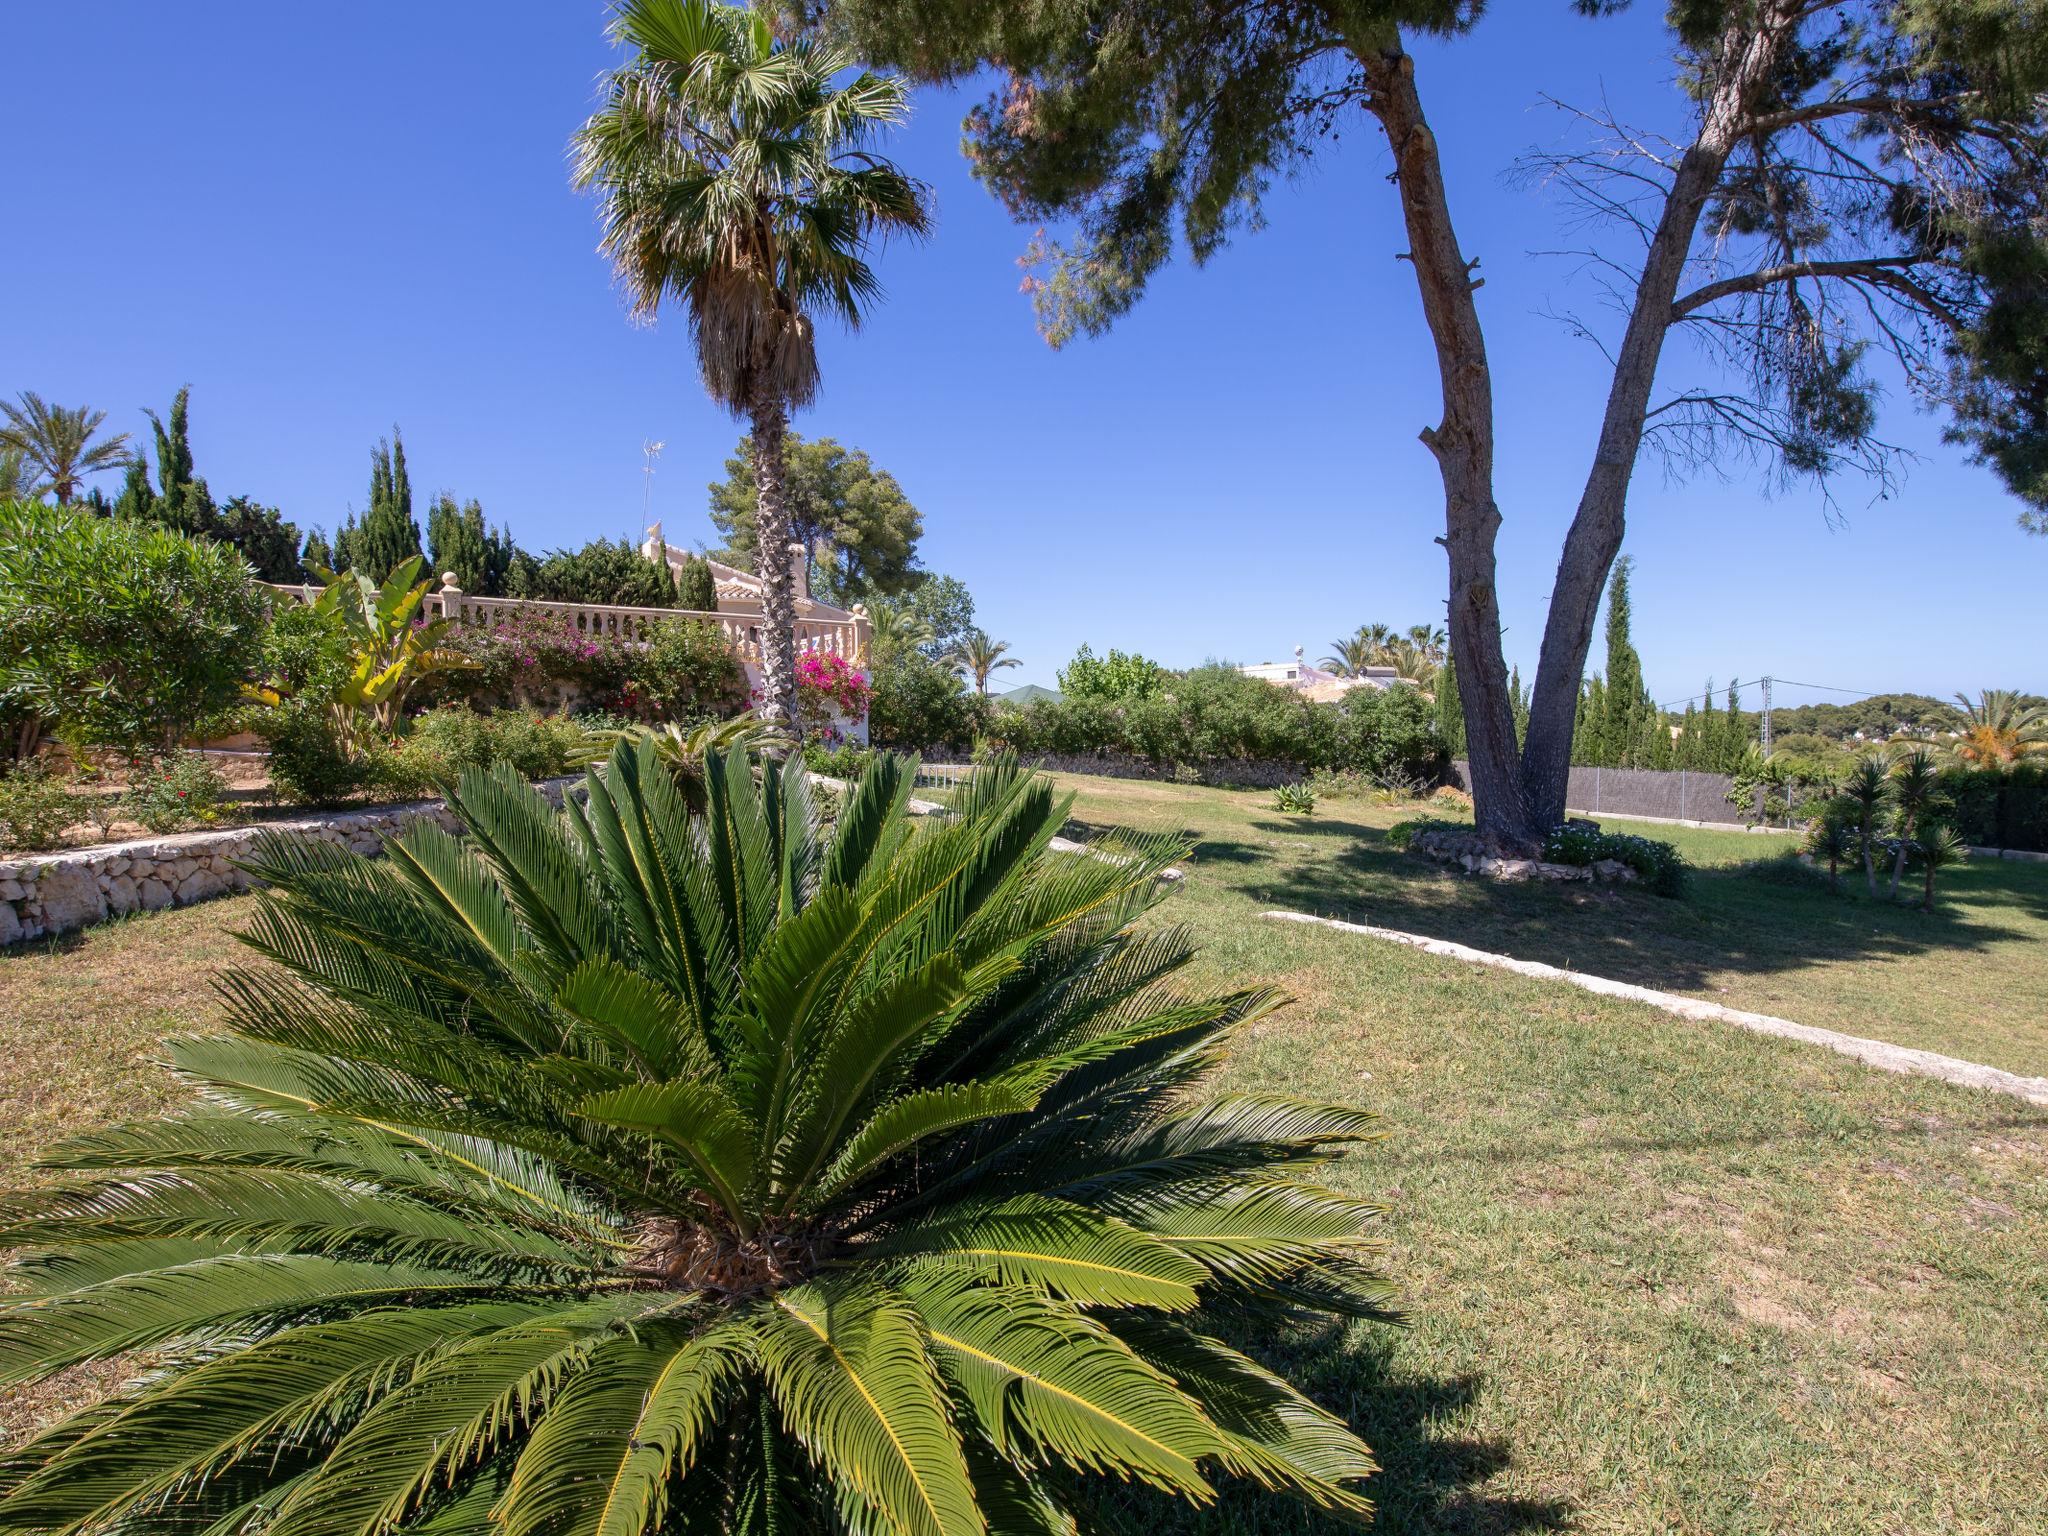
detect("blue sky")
(5, 2), (2040, 705)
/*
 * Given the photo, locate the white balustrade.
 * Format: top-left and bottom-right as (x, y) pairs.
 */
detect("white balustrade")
(262, 580), (870, 670)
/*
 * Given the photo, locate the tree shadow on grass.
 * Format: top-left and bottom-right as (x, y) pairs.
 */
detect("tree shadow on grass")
(1062, 817), (1268, 867)
(1074, 1325), (1571, 1536)
(1247, 833), (2026, 999)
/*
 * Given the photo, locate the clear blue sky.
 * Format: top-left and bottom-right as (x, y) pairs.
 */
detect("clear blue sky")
(6, 2), (2040, 707)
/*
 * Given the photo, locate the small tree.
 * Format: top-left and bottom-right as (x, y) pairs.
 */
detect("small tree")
(1916, 823), (1968, 914)
(1840, 753), (1891, 898)
(0, 500), (264, 753)
(1886, 748), (1944, 900)
(1804, 803), (1859, 895)
(1058, 645), (1166, 702)
(426, 494), (518, 596)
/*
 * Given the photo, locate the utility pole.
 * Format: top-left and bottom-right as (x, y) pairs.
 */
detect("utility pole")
(1760, 674), (1774, 758)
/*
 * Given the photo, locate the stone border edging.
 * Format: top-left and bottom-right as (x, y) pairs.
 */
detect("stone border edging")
(1258, 909), (2048, 1108)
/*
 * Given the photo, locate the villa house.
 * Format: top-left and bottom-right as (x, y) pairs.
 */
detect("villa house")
(1240, 647), (1407, 703)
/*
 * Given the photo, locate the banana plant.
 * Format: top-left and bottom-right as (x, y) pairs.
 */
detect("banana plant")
(0, 747), (1390, 1534)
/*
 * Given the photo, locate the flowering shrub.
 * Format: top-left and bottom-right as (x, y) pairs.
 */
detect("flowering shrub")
(433, 609), (639, 715)
(795, 651), (871, 732)
(121, 752), (230, 834)
(0, 759), (77, 851)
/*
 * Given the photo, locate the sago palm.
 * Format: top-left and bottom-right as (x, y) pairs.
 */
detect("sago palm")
(949, 630), (1020, 695)
(1945, 689), (2048, 767)
(0, 391), (133, 504)
(574, 0), (931, 736)
(0, 745), (1387, 1534)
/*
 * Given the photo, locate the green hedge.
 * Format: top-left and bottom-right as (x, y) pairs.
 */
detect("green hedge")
(1938, 764), (2048, 851)
(984, 665), (1447, 779)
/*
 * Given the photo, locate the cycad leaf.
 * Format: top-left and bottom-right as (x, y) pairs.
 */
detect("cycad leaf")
(556, 959), (712, 1081)
(874, 1196), (1205, 1310)
(577, 1079), (756, 1209)
(907, 1279), (1220, 1501)
(756, 1281), (984, 1536)
(496, 1319), (746, 1536)
(817, 1081), (1041, 1201)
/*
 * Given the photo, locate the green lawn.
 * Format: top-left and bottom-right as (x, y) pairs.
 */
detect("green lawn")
(3, 777), (2045, 1534)
(1056, 777), (2048, 1079)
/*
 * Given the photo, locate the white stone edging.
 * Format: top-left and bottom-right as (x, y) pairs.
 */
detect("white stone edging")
(1258, 909), (2048, 1108)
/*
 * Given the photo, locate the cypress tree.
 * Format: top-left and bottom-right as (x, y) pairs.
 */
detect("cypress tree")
(110, 455), (155, 521)
(1722, 679), (1745, 770)
(426, 494), (515, 595)
(301, 527), (333, 575)
(1509, 664), (1530, 748)
(1435, 652), (1465, 757)
(338, 431), (424, 582)
(1600, 556), (1652, 766)
(143, 386), (217, 536)
(678, 553), (718, 612)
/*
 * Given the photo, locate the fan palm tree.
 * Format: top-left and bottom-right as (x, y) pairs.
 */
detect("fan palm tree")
(574, 0), (931, 737)
(0, 391), (133, 503)
(949, 629), (1020, 695)
(1840, 753), (1891, 897)
(1885, 747), (1943, 901)
(0, 745), (1387, 1534)
(1945, 689), (2048, 768)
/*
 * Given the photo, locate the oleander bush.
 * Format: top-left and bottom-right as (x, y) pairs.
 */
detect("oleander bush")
(374, 706), (588, 797)
(0, 499), (265, 755)
(0, 745), (1391, 1533)
(120, 751), (232, 834)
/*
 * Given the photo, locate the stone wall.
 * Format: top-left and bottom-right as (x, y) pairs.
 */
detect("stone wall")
(0, 798), (471, 947)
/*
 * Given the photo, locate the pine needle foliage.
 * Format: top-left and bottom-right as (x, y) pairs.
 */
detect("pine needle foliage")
(0, 746), (1388, 1534)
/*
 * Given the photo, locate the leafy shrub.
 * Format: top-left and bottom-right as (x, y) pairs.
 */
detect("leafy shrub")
(374, 707), (585, 796)
(1058, 643), (1166, 700)
(1274, 782), (1318, 815)
(1542, 822), (1690, 896)
(867, 651), (987, 750)
(802, 738), (875, 779)
(1938, 761), (2048, 851)
(259, 700), (372, 807)
(0, 759), (76, 850)
(0, 500), (265, 754)
(632, 616), (748, 721)
(1385, 815), (1464, 852)
(987, 667), (1448, 780)
(121, 752), (230, 833)
(0, 749), (1386, 1531)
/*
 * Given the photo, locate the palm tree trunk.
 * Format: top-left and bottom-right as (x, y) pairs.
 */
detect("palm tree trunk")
(1861, 822), (1878, 897)
(1887, 820), (1912, 901)
(748, 388), (800, 735)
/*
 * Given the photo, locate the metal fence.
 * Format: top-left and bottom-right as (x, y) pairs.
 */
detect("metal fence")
(1449, 761), (1759, 827)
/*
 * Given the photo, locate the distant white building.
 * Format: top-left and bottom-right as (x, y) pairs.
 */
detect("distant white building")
(1239, 647), (1405, 702)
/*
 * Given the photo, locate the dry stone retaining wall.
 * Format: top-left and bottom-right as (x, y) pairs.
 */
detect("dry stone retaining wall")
(0, 779), (581, 948)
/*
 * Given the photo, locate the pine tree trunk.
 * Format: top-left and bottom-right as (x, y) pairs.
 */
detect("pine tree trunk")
(748, 389), (800, 735)
(1350, 14), (1800, 847)
(1357, 40), (1533, 851)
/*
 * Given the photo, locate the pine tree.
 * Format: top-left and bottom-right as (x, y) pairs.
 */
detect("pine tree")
(1435, 651), (1465, 757)
(677, 553), (718, 612)
(336, 430), (423, 582)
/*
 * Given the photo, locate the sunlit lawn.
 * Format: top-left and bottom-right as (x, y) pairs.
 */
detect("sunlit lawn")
(2, 775), (2044, 1534)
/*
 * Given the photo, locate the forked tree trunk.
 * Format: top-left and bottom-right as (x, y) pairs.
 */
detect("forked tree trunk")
(1351, 14), (1800, 849)
(748, 389), (800, 735)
